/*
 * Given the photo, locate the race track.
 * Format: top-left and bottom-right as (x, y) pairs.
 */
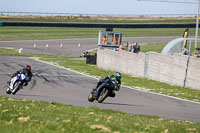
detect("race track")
(0, 37), (177, 56)
(0, 56), (200, 122)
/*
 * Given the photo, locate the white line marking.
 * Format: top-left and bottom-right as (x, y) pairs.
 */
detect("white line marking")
(0, 47), (15, 49)
(30, 57), (99, 80)
(18, 48), (23, 53)
(30, 57), (200, 105)
(88, 48), (97, 52)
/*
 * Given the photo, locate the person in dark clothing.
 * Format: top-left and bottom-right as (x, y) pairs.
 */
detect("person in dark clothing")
(132, 42), (140, 54)
(8, 65), (32, 86)
(94, 72), (122, 97)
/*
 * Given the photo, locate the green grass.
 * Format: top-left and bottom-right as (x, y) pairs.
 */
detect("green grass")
(0, 26), (199, 41)
(140, 43), (166, 53)
(1, 48), (200, 102)
(0, 27), (103, 41)
(140, 42), (197, 54)
(0, 97), (199, 133)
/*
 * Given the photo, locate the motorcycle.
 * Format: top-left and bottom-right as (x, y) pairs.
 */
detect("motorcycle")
(6, 72), (27, 95)
(88, 78), (116, 103)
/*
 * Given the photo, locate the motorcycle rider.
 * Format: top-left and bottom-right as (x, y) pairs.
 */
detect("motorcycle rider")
(94, 72), (122, 97)
(7, 65), (32, 87)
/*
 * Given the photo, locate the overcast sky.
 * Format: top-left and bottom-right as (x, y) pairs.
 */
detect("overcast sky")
(0, 0), (198, 15)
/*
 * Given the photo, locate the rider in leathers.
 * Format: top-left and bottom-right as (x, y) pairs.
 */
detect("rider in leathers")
(8, 65), (32, 87)
(94, 72), (122, 97)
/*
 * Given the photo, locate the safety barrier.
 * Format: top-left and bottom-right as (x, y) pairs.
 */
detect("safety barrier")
(2, 22), (198, 28)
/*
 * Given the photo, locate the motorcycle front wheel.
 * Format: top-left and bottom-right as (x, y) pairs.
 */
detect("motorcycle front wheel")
(6, 88), (12, 94)
(98, 88), (109, 103)
(11, 81), (21, 95)
(88, 92), (95, 102)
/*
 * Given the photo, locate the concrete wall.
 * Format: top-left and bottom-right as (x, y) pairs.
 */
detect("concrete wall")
(147, 52), (189, 87)
(185, 57), (200, 90)
(97, 49), (200, 90)
(97, 49), (146, 77)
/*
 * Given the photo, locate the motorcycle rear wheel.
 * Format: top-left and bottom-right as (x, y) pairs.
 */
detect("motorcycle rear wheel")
(98, 88), (109, 103)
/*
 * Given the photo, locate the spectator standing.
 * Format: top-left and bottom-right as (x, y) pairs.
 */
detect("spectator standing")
(131, 42), (140, 54)
(128, 44), (132, 52)
(119, 44), (124, 51)
(102, 36), (106, 45)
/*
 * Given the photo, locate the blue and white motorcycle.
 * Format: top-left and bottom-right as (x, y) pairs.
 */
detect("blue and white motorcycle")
(6, 72), (27, 95)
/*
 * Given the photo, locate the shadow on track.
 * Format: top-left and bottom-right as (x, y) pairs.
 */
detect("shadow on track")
(102, 102), (143, 107)
(29, 79), (36, 90)
(16, 94), (48, 98)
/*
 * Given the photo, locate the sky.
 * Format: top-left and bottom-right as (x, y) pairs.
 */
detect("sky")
(0, 0), (198, 16)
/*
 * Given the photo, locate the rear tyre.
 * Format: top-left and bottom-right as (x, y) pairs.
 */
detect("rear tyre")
(98, 88), (109, 103)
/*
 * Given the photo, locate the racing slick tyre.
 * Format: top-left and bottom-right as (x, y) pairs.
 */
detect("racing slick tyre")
(98, 88), (109, 103)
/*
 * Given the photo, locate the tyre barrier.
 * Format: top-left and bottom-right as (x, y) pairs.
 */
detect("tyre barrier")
(2, 22), (198, 28)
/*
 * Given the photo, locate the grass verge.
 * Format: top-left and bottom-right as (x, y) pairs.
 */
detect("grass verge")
(1, 97), (200, 133)
(140, 42), (197, 54)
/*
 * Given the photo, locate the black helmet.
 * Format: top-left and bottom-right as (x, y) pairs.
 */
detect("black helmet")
(26, 65), (31, 72)
(115, 72), (122, 81)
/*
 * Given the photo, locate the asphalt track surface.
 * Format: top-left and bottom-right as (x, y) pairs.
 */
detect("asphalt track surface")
(0, 37), (200, 122)
(0, 37), (177, 57)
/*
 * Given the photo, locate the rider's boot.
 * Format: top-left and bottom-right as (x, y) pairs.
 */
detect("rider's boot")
(24, 82), (28, 86)
(93, 89), (98, 98)
(110, 90), (116, 97)
(7, 81), (10, 85)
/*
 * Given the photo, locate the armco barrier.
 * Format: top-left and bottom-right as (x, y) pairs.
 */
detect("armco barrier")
(2, 22), (198, 28)
(97, 49), (200, 90)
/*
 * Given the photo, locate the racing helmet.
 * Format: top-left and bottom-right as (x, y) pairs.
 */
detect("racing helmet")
(115, 72), (122, 81)
(26, 65), (31, 72)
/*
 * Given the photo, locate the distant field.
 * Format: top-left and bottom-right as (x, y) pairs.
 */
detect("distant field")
(0, 16), (196, 24)
(0, 16), (198, 41)
(0, 26), (197, 41)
